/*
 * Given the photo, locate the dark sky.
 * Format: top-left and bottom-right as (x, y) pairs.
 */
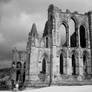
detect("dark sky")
(0, 0), (91, 68)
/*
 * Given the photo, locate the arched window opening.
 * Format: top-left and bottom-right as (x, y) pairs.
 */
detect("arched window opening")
(83, 54), (88, 75)
(69, 19), (77, 47)
(16, 62), (22, 82)
(60, 53), (64, 74)
(16, 62), (22, 69)
(23, 72), (25, 83)
(80, 25), (86, 48)
(72, 54), (76, 75)
(46, 37), (48, 48)
(41, 58), (46, 74)
(58, 24), (66, 46)
(16, 70), (21, 82)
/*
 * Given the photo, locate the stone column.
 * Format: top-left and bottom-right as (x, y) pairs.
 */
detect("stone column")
(63, 58), (67, 74)
(67, 52), (72, 75)
(78, 51), (84, 81)
(88, 11), (92, 74)
(66, 26), (70, 47)
(86, 29), (90, 48)
(79, 58), (84, 76)
(76, 25), (79, 47)
(77, 25), (80, 48)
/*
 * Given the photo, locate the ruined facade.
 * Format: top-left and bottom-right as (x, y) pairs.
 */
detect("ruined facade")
(12, 5), (92, 87)
(12, 48), (27, 87)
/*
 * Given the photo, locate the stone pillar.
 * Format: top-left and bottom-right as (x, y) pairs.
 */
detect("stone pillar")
(64, 58), (67, 74)
(86, 29), (90, 48)
(66, 26), (70, 47)
(79, 57), (84, 76)
(78, 51), (84, 81)
(67, 52), (72, 75)
(77, 26), (80, 48)
(88, 11), (92, 74)
(76, 25), (79, 47)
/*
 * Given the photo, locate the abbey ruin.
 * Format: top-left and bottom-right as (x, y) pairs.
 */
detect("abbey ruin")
(12, 4), (92, 87)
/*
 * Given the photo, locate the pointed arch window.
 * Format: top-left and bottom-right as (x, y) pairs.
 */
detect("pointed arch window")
(60, 53), (64, 74)
(80, 25), (86, 48)
(58, 24), (66, 46)
(69, 18), (77, 47)
(40, 58), (46, 74)
(83, 54), (88, 75)
(16, 62), (22, 82)
(46, 37), (48, 48)
(72, 54), (76, 75)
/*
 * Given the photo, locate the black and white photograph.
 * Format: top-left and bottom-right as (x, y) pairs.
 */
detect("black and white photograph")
(0, 0), (92, 92)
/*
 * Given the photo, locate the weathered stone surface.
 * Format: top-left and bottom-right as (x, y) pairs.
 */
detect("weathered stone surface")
(12, 4), (92, 87)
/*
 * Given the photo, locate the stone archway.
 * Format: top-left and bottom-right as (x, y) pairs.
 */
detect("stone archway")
(80, 25), (86, 48)
(16, 62), (22, 82)
(40, 58), (46, 74)
(72, 54), (76, 75)
(60, 53), (64, 74)
(83, 54), (88, 76)
(58, 23), (67, 46)
(69, 18), (76, 47)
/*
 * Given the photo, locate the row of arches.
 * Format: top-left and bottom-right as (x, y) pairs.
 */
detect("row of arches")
(40, 51), (89, 76)
(60, 51), (88, 76)
(58, 18), (87, 48)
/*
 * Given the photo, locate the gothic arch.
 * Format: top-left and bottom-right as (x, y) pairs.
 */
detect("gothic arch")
(69, 15), (78, 47)
(57, 20), (69, 46)
(40, 53), (49, 74)
(83, 51), (88, 75)
(72, 54), (76, 75)
(60, 53), (64, 74)
(59, 49), (67, 74)
(42, 53), (49, 61)
(61, 49), (67, 58)
(70, 15), (78, 28)
(16, 62), (22, 68)
(83, 50), (89, 57)
(62, 20), (69, 30)
(70, 50), (79, 58)
(79, 24), (86, 48)
(58, 21), (68, 46)
(16, 62), (22, 82)
(42, 58), (46, 74)
(71, 50), (79, 75)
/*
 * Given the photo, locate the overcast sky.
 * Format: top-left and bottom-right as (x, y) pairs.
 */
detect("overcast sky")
(0, 0), (92, 68)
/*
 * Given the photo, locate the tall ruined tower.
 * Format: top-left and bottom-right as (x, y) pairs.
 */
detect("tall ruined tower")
(26, 23), (39, 86)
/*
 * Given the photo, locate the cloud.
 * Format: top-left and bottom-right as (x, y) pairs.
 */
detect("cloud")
(13, 41), (26, 51)
(0, 33), (5, 43)
(0, 12), (46, 44)
(0, 0), (11, 3)
(0, 0), (92, 68)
